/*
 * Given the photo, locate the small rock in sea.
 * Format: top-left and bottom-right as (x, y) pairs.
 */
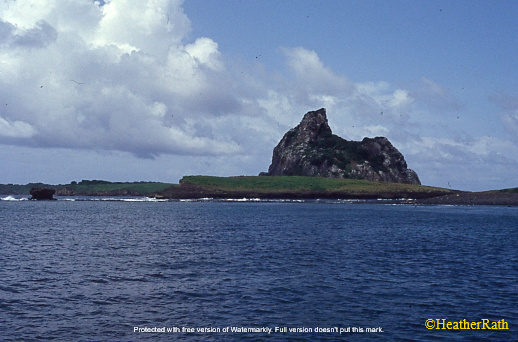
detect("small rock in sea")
(29, 188), (56, 200)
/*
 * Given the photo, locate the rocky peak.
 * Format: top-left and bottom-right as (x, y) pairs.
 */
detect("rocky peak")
(295, 108), (332, 143)
(263, 108), (421, 184)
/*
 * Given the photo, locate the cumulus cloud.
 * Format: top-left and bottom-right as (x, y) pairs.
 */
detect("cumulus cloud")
(282, 47), (353, 97)
(1, 1), (516, 190)
(399, 135), (518, 190)
(0, 116), (36, 138)
(0, 0), (470, 162)
(0, 0), (249, 158)
(0, 19), (57, 48)
(260, 47), (418, 134)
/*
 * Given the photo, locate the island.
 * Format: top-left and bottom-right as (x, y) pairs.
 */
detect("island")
(1, 109), (517, 205)
(151, 175), (450, 200)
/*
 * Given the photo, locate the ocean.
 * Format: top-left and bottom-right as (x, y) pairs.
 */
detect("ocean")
(1, 197), (517, 341)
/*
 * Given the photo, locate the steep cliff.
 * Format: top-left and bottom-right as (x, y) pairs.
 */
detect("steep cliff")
(263, 108), (421, 184)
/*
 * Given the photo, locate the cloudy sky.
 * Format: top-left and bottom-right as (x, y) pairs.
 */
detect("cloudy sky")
(1, 0), (517, 191)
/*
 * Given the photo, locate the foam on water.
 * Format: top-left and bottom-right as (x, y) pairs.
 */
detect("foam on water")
(55, 196), (169, 202)
(0, 196), (417, 205)
(0, 195), (28, 201)
(122, 197), (168, 202)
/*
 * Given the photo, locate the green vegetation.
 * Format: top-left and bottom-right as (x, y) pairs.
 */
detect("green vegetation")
(63, 180), (173, 195)
(303, 134), (387, 175)
(1, 176), (458, 199)
(0, 180), (173, 196)
(180, 175), (451, 196)
(0, 183), (48, 195)
(499, 187), (518, 193)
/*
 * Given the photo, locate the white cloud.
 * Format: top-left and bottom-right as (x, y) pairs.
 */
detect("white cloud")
(0, 116), (36, 138)
(0, 2), (467, 164)
(94, 0), (190, 55)
(399, 135), (518, 190)
(388, 89), (413, 109)
(185, 37), (223, 71)
(0, 1), (516, 190)
(363, 125), (389, 137)
(2, 20), (58, 48)
(0, 0), (246, 158)
(282, 47), (353, 99)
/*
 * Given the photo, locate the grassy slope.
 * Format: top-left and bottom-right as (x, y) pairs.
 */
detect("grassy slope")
(177, 175), (452, 197)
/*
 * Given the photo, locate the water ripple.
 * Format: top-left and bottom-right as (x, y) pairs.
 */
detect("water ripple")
(0, 201), (516, 341)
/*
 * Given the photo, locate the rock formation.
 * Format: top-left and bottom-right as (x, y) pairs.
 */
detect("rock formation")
(263, 108), (421, 184)
(30, 187), (56, 200)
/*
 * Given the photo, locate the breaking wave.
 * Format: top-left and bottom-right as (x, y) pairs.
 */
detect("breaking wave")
(0, 195), (28, 201)
(0, 196), (415, 204)
(58, 197), (169, 202)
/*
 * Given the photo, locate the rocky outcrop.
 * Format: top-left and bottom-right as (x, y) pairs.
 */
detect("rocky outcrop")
(263, 108), (421, 184)
(29, 187), (56, 200)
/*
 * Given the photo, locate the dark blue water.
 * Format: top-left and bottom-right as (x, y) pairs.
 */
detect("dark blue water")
(1, 198), (517, 341)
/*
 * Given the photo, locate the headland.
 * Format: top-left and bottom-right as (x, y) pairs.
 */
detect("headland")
(2, 108), (517, 205)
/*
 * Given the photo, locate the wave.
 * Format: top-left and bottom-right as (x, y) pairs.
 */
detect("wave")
(1, 196), (168, 202)
(0, 196), (28, 201)
(55, 196), (169, 202)
(1, 196), (415, 204)
(179, 198), (213, 202)
(224, 198), (262, 202)
(122, 197), (168, 202)
(179, 197), (306, 203)
(100, 197), (168, 202)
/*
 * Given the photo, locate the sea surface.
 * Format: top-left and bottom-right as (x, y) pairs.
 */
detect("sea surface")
(1, 196), (517, 341)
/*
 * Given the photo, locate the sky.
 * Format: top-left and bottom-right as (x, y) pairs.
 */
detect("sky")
(1, 0), (517, 191)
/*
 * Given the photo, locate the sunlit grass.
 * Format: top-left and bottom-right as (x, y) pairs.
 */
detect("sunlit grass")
(181, 175), (451, 195)
(65, 181), (173, 195)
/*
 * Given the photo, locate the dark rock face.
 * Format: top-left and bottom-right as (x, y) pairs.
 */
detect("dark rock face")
(30, 187), (56, 200)
(264, 108), (421, 184)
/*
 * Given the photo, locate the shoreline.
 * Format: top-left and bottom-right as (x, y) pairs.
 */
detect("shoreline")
(2, 176), (517, 206)
(151, 179), (452, 201)
(3, 193), (518, 206)
(152, 180), (518, 206)
(413, 191), (518, 206)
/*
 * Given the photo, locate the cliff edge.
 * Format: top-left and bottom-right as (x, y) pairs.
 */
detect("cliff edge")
(263, 108), (421, 184)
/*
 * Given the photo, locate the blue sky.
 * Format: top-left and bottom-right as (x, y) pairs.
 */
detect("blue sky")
(186, 1), (517, 86)
(1, 0), (517, 191)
